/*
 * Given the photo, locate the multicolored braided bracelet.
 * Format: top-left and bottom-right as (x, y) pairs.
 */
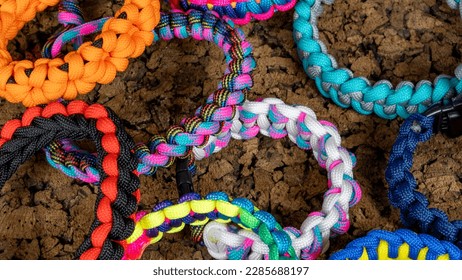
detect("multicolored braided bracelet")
(37, 3), (360, 260)
(121, 191), (296, 260)
(0, 101), (141, 260)
(0, 99), (294, 261)
(293, 0), (462, 119)
(42, 97), (362, 260)
(42, 10), (255, 182)
(170, 0), (296, 25)
(0, 0), (160, 106)
(386, 96), (462, 248)
(329, 229), (462, 260)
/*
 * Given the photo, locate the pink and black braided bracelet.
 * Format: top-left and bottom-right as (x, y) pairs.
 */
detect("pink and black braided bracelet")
(44, 10), (255, 182)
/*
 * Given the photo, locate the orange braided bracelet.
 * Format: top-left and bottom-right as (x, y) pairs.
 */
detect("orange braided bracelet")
(0, 0), (160, 107)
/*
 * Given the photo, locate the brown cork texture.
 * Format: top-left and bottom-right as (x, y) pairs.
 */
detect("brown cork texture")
(1, 0), (462, 259)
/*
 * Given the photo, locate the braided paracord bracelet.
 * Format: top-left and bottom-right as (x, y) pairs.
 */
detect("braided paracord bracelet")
(329, 229), (462, 260)
(170, 0), (296, 25)
(42, 97), (362, 260)
(386, 98), (462, 248)
(0, 99), (293, 261)
(121, 191), (296, 260)
(293, 0), (462, 120)
(43, 10), (255, 183)
(199, 98), (361, 260)
(0, 0), (160, 107)
(0, 101), (141, 260)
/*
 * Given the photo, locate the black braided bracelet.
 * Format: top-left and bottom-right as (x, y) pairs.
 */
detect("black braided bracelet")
(0, 101), (140, 259)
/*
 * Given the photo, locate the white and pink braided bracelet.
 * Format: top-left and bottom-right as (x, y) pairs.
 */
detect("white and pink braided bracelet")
(193, 97), (362, 260)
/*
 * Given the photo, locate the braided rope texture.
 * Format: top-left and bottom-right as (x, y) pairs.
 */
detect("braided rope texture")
(43, 97), (362, 260)
(171, 0), (296, 25)
(386, 113), (462, 248)
(186, 0), (247, 5)
(121, 192), (296, 260)
(0, 0), (160, 106)
(329, 229), (462, 260)
(44, 10), (255, 182)
(42, 0), (85, 58)
(293, 0), (462, 119)
(202, 98), (361, 259)
(0, 100), (141, 260)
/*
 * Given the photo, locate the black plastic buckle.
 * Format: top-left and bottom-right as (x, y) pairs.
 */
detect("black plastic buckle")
(176, 158), (194, 196)
(176, 158), (205, 244)
(423, 95), (462, 138)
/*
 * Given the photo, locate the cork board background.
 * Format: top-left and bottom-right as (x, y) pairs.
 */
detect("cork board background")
(1, 0), (462, 259)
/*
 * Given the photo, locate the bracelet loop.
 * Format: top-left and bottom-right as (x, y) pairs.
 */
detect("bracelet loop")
(0, 100), (141, 260)
(42, 97), (362, 260)
(293, 0), (462, 119)
(45, 10), (255, 182)
(386, 101), (462, 248)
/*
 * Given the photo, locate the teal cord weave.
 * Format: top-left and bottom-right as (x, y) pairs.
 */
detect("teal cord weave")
(293, 0), (462, 119)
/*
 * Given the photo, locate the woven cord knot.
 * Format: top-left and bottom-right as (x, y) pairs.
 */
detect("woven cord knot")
(44, 10), (255, 180)
(0, 0), (161, 106)
(0, 100), (141, 259)
(172, 0), (296, 25)
(329, 229), (462, 260)
(293, 0), (462, 119)
(387, 113), (462, 247)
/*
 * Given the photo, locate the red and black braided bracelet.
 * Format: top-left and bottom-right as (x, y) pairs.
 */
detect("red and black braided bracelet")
(0, 101), (140, 260)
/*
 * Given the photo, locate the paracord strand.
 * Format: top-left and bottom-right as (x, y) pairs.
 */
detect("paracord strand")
(0, 100), (141, 260)
(0, 0), (160, 106)
(120, 191), (297, 260)
(46, 97), (358, 184)
(447, 0), (462, 10)
(329, 229), (462, 260)
(44, 97), (362, 260)
(44, 18), (109, 59)
(199, 98), (360, 259)
(293, 0), (462, 119)
(172, 0), (296, 25)
(186, 0), (247, 6)
(44, 10), (255, 182)
(42, 0), (85, 58)
(386, 113), (462, 248)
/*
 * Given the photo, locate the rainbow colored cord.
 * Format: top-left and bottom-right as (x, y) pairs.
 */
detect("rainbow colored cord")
(43, 10), (255, 182)
(121, 191), (296, 260)
(170, 0), (297, 25)
(42, 0), (86, 58)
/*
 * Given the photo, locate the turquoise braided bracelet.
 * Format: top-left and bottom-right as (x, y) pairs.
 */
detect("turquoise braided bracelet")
(293, 0), (462, 119)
